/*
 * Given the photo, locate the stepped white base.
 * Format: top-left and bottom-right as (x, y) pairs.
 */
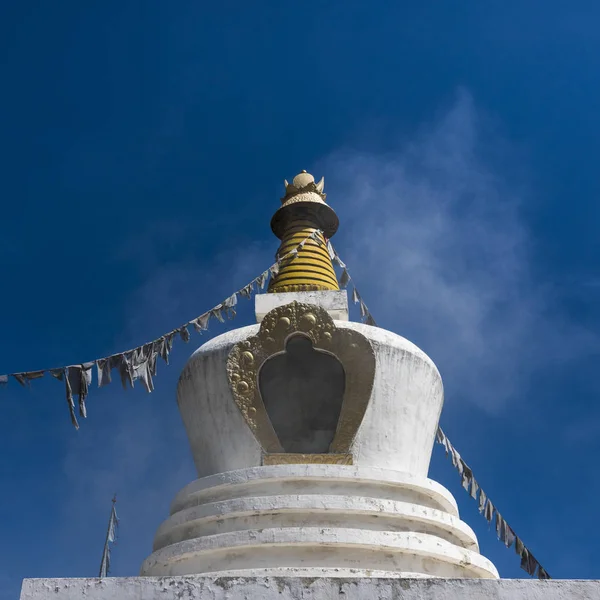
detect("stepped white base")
(141, 465), (498, 579)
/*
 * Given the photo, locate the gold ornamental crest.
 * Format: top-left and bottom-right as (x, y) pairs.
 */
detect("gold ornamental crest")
(226, 301), (375, 460)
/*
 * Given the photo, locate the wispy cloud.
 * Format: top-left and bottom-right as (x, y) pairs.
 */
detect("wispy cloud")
(323, 89), (598, 413)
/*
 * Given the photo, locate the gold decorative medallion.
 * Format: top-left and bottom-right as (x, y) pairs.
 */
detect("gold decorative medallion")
(226, 301), (376, 457)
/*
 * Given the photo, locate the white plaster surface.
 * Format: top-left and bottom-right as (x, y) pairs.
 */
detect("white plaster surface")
(178, 324), (263, 478)
(177, 321), (443, 478)
(20, 577), (600, 600)
(255, 291), (349, 322)
(141, 465), (497, 580)
(152, 495), (478, 552)
(169, 466), (460, 515)
(342, 322), (443, 477)
(141, 528), (497, 579)
(162, 297), (491, 580)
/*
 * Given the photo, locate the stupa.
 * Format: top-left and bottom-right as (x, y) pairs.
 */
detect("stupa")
(139, 170), (498, 580)
(21, 172), (592, 599)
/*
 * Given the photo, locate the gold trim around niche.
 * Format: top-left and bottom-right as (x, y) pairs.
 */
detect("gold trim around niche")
(263, 453), (353, 466)
(226, 301), (376, 456)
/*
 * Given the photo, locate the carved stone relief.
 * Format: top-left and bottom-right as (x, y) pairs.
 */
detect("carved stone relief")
(226, 302), (376, 458)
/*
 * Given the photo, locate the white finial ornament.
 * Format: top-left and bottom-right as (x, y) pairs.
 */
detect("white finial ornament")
(282, 170), (326, 203)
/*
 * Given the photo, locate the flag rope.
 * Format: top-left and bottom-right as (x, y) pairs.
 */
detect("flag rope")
(328, 242), (551, 581)
(0, 233), (552, 579)
(0, 230), (323, 428)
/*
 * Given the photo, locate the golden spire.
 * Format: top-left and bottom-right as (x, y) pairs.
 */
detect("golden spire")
(268, 170), (340, 293)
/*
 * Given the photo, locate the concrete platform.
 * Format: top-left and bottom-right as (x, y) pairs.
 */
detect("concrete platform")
(20, 576), (600, 599)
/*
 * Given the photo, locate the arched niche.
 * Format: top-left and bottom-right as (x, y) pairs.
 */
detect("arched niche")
(258, 334), (345, 453)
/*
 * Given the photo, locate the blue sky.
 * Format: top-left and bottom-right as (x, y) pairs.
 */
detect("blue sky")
(1, 1), (600, 596)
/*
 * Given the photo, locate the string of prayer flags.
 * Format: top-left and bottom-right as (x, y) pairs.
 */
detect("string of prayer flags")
(223, 292), (238, 319)
(326, 240), (336, 260)
(0, 230), (320, 429)
(538, 566), (550, 580)
(469, 474), (479, 500)
(505, 522), (516, 549)
(210, 305), (226, 323)
(239, 282), (254, 299)
(331, 250), (346, 270)
(117, 353), (134, 390)
(256, 270), (269, 290)
(154, 332), (174, 366)
(478, 489), (487, 514)
(13, 370), (45, 387)
(128, 345), (156, 393)
(339, 268), (350, 289)
(351, 285), (377, 326)
(179, 326), (191, 343)
(49, 366), (92, 430)
(12, 373), (28, 386)
(192, 313), (210, 333)
(435, 426), (551, 579)
(484, 498), (494, 524)
(330, 245), (378, 327)
(97, 358), (112, 388)
(365, 314), (376, 326)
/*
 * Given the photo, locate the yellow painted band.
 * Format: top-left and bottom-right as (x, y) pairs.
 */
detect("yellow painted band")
(278, 243), (331, 259)
(276, 273), (339, 288)
(269, 219), (339, 292)
(273, 274), (339, 288)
